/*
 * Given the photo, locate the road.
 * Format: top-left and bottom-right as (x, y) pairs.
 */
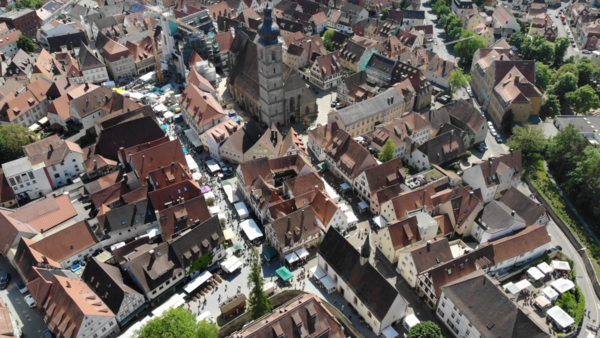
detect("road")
(420, 3), (456, 62)
(546, 4), (590, 60)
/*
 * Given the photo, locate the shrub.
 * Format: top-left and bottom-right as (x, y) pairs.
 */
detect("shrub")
(206, 197), (215, 206)
(466, 150), (472, 158)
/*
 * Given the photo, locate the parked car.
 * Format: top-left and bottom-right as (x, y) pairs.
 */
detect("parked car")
(478, 143), (488, 152)
(490, 128), (497, 137)
(437, 95), (450, 104)
(496, 134), (504, 143)
(572, 42), (577, 47)
(330, 102), (337, 108)
(16, 281), (28, 294)
(433, 38), (437, 45)
(24, 295), (36, 308)
(467, 89), (474, 97)
(487, 121), (494, 127)
(0, 273), (10, 290)
(583, 50), (592, 54)
(42, 330), (54, 338)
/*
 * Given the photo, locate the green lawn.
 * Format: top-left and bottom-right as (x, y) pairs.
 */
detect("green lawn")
(528, 160), (600, 281)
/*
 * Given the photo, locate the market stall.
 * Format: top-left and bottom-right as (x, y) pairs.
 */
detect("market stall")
(547, 306), (575, 330)
(320, 275), (336, 294)
(201, 186), (211, 194)
(223, 184), (239, 203)
(263, 247), (278, 261)
(184, 129), (202, 148)
(552, 260), (571, 271)
(402, 314), (420, 333)
(220, 256), (243, 273)
(309, 266), (327, 280)
(209, 205), (222, 215)
(285, 252), (299, 265)
(295, 247), (309, 261)
(234, 202), (250, 219)
(206, 160), (221, 174)
(185, 154), (198, 172)
(183, 270), (213, 294)
(276, 267), (294, 282)
(340, 183), (351, 192)
(527, 267), (545, 281)
(240, 219), (263, 243)
(537, 262), (553, 275)
(503, 282), (521, 295)
(358, 201), (369, 213)
(534, 296), (551, 311)
(543, 286), (560, 302)
(551, 278), (575, 294)
(223, 228), (236, 241)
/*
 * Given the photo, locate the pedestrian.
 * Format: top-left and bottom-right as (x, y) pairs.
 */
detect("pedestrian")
(341, 305), (344, 311)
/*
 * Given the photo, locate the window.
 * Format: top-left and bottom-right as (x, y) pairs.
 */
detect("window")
(54, 174), (60, 178)
(437, 309), (445, 318)
(367, 311), (372, 318)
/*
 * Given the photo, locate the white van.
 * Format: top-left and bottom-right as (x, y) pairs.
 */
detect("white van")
(403, 314), (420, 332)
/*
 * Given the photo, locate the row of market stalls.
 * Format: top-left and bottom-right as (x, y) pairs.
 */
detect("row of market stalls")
(309, 266), (337, 294)
(283, 248), (310, 266)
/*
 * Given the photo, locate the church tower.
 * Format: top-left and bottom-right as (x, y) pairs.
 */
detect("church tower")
(360, 232), (371, 266)
(256, 4), (286, 126)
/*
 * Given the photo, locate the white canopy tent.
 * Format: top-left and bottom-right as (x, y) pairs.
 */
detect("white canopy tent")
(346, 211), (358, 226)
(543, 286), (560, 302)
(503, 282), (521, 295)
(534, 296), (551, 309)
(547, 306), (575, 329)
(128, 92), (144, 100)
(381, 326), (399, 338)
(152, 294), (185, 317)
(537, 262), (553, 274)
(28, 123), (40, 132)
(184, 129), (202, 148)
(295, 247), (309, 260)
(185, 154), (198, 172)
(320, 275), (336, 294)
(240, 219), (263, 241)
(285, 252), (299, 264)
(515, 279), (532, 291)
(206, 160), (221, 173)
(220, 256), (243, 273)
(183, 270), (212, 294)
(223, 184), (239, 203)
(551, 278), (575, 294)
(193, 172), (203, 182)
(209, 205), (222, 215)
(552, 260), (571, 271)
(204, 191), (215, 200)
(527, 267), (545, 281)
(163, 111), (174, 120)
(234, 202), (249, 219)
(373, 215), (388, 228)
(358, 201), (369, 212)
(154, 104), (168, 113)
(197, 311), (212, 323)
(310, 266), (327, 280)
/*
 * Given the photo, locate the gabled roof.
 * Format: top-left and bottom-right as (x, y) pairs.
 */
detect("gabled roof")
(482, 225), (551, 263)
(128, 139), (187, 185)
(323, 129), (377, 179)
(310, 190), (341, 226)
(148, 179), (201, 213)
(9, 194), (76, 233)
(468, 150), (522, 187)
(121, 242), (183, 294)
(179, 81), (226, 129)
(362, 158), (405, 193)
(405, 237), (453, 273)
(415, 130), (467, 165)
(103, 199), (156, 234)
(268, 206), (320, 252)
(499, 187), (547, 226)
(95, 116), (165, 161)
(493, 5), (515, 26)
(284, 171), (323, 198)
(77, 43), (105, 71)
(157, 195), (211, 242)
(318, 228), (405, 321)
(28, 220), (98, 263)
(23, 135), (82, 167)
(170, 215), (224, 268)
(220, 119), (264, 156)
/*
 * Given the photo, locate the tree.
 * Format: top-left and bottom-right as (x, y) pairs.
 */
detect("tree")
(323, 29), (335, 51)
(566, 85), (600, 114)
(407, 321), (444, 338)
(576, 61), (599, 87)
(556, 292), (578, 319)
(15, 0), (43, 9)
(17, 35), (35, 53)
(0, 124), (37, 164)
(526, 35), (555, 65)
(380, 8), (390, 20)
(507, 124), (547, 167)
(554, 36), (570, 66)
(507, 32), (527, 50)
(4, 4), (14, 11)
(432, 2), (450, 16)
(454, 31), (486, 66)
(500, 109), (514, 136)
(377, 139), (395, 162)
(567, 146), (600, 217)
(539, 94), (561, 120)
(549, 72), (578, 101)
(441, 14), (462, 36)
(448, 68), (471, 94)
(552, 63), (579, 84)
(535, 62), (552, 93)
(135, 307), (218, 338)
(248, 247), (272, 319)
(546, 125), (589, 183)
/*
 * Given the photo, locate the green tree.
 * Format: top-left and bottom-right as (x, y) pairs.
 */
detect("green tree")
(556, 292), (578, 318)
(530, 35), (555, 65)
(432, 3), (450, 16)
(566, 85), (600, 114)
(535, 62), (553, 93)
(500, 109), (514, 136)
(4, 4), (14, 11)
(380, 8), (390, 20)
(378, 139), (396, 162)
(454, 31), (486, 66)
(0, 124), (37, 164)
(135, 307), (218, 338)
(576, 61), (599, 87)
(507, 124), (547, 167)
(567, 146), (600, 217)
(549, 72), (578, 101)
(248, 247), (272, 319)
(441, 14), (462, 36)
(552, 63), (579, 84)
(546, 125), (589, 183)
(407, 321), (444, 338)
(554, 36), (570, 66)
(17, 35), (35, 53)
(448, 68), (471, 94)
(507, 32), (527, 50)
(323, 29), (335, 51)
(15, 0), (43, 9)
(539, 94), (561, 120)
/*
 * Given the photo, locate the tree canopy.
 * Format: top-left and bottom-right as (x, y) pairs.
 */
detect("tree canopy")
(507, 32), (527, 50)
(17, 35), (35, 53)
(566, 85), (600, 114)
(576, 61), (600, 87)
(378, 139), (396, 162)
(539, 94), (561, 120)
(519, 35), (555, 65)
(248, 247), (272, 319)
(323, 29), (334, 51)
(454, 31), (487, 66)
(554, 37), (570, 66)
(546, 125), (589, 184)
(15, 0), (43, 9)
(440, 15), (462, 41)
(380, 8), (390, 20)
(448, 68), (471, 94)
(407, 321), (444, 338)
(506, 124), (547, 168)
(0, 124), (37, 164)
(535, 62), (552, 93)
(549, 72), (578, 101)
(135, 307), (218, 338)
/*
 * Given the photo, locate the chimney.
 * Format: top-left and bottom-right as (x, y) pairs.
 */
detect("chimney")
(66, 280), (71, 288)
(41, 255), (48, 264)
(426, 240), (431, 252)
(511, 210), (516, 216)
(84, 82), (89, 90)
(93, 159), (97, 170)
(515, 75), (520, 83)
(119, 147), (126, 163)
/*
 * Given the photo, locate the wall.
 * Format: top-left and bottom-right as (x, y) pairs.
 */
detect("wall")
(436, 294), (481, 338)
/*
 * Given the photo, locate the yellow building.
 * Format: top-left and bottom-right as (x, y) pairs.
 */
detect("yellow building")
(463, 10), (486, 31)
(475, 24), (495, 47)
(488, 68), (542, 125)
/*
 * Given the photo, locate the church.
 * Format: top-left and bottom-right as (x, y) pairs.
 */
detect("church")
(227, 5), (318, 126)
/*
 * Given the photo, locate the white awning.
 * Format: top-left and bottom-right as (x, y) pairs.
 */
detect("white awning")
(527, 267), (545, 281)
(321, 275), (336, 293)
(185, 154), (198, 172)
(146, 227), (160, 238)
(28, 123), (40, 131)
(163, 111), (174, 119)
(204, 191), (215, 200)
(358, 201), (369, 210)
(209, 205), (222, 215)
(346, 211), (358, 225)
(223, 184), (239, 203)
(206, 160), (221, 173)
(234, 202), (249, 219)
(183, 270), (212, 294)
(285, 252), (299, 264)
(184, 129), (202, 148)
(38, 117), (48, 125)
(340, 183), (351, 191)
(547, 306), (575, 328)
(534, 296), (551, 309)
(152, 294), (185, 317)
(537, 262), (553, 274)
(373, 215), (388, 228)
(154, 104), (168, 112)
(543, 286), (559, 301)
(552, 260), (571, 271)
(503, 282), (520, 295)
(221, 256), (242, 273)
(240, 219), (263, 241)
(515, 279), (532, 291)
(381, 326), (399, 338)
(309, 265), (327, 280)
(295, 247), (309, 259)
(551, 278), (575, 294)
(197, 311), (212, 323)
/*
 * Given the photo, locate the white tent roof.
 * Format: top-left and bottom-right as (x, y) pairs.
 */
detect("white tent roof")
(240, 219), (263, 241)
(527, 267), (545, 281)
(234, 202), (249, 219)
(223, 184), (239, 203)
(537, 262), (553, 274)
(163, 111), (174, 119)
(552, 260), (571, 271)
(197, 311), (212, 323)
(543, 286), (559, 301)
(154, 104), (168, 112)
(534, 296), (551, 309)
(193, 172), (202, 182)
(285, 252), (299, 264)
(310, 265), (327, 280)
(373, 215), (388, 228)
(551, 278), (575, 294)
(209, 205), (222, 215)
(503, 282), (520, 295)
(515, 279), (532, 291)
(321, 275), (336, 291)
(185, 154), (198, 172)
(204, 191), (215, 200)
(152, 294), (185, 317)
(221, 255), (242, 272)
(295, 247), (309, 259)
(403, 314), (420, 330)
(184, 129), (202, 148)
(206, 160), (221, 173)
(346, 211), (358, 224)
(547, 306), (575, 328)
(183, 270), (212, 293)
(340, 183), (351, 191)
(358, 201), (369, 210)
(381, 326), (399, 338)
